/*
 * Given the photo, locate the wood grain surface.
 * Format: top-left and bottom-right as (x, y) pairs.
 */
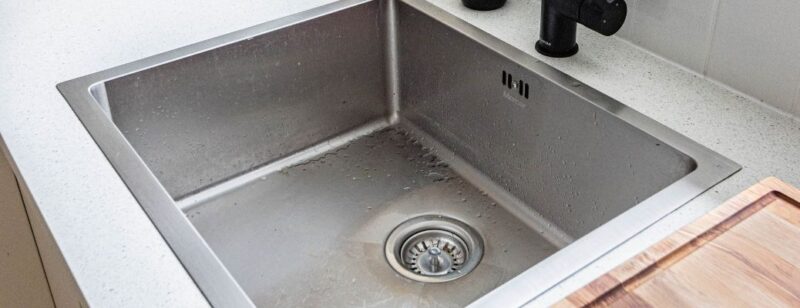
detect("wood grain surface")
(556, 177), (800, 308)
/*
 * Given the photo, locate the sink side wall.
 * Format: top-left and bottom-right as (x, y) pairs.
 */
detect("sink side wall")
(397, 3), (695, 238)
(103, 1), (389, 199)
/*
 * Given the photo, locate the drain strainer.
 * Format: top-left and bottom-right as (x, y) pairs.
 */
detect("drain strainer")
(385, 215), (483, 283)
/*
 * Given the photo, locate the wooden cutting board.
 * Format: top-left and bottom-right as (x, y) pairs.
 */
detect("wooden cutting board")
(556, 177), (800, 308)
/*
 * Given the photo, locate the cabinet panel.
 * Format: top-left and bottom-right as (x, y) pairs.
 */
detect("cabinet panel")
(0, 151), (54, 307)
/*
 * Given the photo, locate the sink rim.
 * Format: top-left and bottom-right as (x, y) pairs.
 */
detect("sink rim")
(56, 0), (741, 307)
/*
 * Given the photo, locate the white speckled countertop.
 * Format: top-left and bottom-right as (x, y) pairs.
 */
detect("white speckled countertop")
(0, 0), (798, 306)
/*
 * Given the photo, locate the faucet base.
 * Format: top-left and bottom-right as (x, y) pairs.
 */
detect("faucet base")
(535, 40), (579, 58)
(461, 0), (506, 11)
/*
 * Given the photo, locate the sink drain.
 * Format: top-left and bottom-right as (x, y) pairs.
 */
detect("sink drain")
(385, 215), (483, 283)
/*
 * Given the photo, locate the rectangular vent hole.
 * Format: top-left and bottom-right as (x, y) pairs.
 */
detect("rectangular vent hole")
(524, 83), (529, 99)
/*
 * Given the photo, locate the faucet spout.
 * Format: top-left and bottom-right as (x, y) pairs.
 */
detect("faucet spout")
(535, 0), (627, 58)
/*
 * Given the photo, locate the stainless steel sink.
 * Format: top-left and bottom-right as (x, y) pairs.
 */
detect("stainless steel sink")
(58, 0), (739, 306)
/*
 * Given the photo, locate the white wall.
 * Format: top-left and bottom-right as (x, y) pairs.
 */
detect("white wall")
(618, 0), (800, 118)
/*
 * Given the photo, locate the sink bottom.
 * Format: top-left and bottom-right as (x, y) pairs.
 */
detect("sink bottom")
(186, 127), (560, 307)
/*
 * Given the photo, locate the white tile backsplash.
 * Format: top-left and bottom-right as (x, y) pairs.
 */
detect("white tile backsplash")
(617, 0), (718, 72)
(619, 0), (800, 118)
(705, 0), (800, 115)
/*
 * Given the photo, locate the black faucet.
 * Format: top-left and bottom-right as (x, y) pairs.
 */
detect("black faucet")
(535, 0), (627, 58)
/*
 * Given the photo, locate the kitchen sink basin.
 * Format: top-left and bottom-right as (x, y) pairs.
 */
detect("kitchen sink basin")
(58, 0), (739, 307)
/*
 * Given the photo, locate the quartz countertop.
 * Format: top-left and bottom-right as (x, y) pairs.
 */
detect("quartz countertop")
(1, 0), (798, 306)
